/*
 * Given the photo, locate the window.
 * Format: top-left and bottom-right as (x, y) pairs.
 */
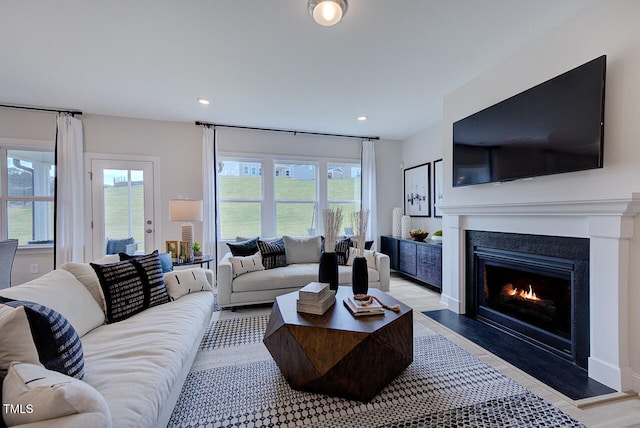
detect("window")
(327, 162), (361, 234)
(218, 159), (263, 240)
(275, 162), (317, 236)
(218, 155), (361, 240)
(1, 148), (55, 245)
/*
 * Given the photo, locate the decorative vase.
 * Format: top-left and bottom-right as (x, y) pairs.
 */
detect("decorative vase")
(351, 256), (369, 295)
(392, 207), (403, 237)
(319, 252), (339, 291)
(401, 215), (412, 239)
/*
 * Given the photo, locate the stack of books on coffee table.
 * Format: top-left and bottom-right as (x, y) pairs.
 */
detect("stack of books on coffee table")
(296, 282), (335, 315)
(343, 296), (384, 317)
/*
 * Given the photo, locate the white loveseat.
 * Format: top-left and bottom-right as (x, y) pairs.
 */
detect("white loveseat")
(0, 257), (215, 428)
(217, 236), (390, 309)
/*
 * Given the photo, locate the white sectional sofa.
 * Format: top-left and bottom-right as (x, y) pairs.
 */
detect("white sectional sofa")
(0, 255), (215, 428)
(217, 235), (390, 309)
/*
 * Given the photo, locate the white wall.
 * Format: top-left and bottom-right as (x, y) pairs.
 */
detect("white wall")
(443, 0), (640, 206)
(375, 136), (404, 238)
(435, 0), (640, 391)
(402, 123), (443, 235)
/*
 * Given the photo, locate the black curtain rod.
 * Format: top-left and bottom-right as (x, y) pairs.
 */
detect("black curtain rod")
(195, 121), (379, 141)
(0, 103), (82, 116)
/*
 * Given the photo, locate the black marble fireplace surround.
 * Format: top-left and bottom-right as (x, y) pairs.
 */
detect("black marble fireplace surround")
(465, 230), (590, 369)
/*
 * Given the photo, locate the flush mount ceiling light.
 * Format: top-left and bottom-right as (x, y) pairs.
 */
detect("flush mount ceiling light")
(308, 0), (348, 26)
(357, 115), (368, 121)
(197, 97), (210, 105)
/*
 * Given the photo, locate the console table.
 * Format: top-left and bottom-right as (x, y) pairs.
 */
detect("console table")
(380, 235), (442, 291)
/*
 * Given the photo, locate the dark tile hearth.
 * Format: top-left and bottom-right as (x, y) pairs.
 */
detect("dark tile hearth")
(423, 309), (615, 401)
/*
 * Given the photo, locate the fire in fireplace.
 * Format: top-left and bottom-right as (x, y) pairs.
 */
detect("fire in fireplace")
(465, 231), (590, 369)
(479, 253), (573, 355)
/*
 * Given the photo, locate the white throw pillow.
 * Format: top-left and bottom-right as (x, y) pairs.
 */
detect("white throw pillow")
(283, 235), (322, 264)
(1, 362), (111, 426)
(163, 268), (213, 300)
(0, 305), (40, 371)
(59, 262), (107, 313)
(346, 247), (377, 269)
(0, 270), (105, 337)
(229, 252), (265, 278)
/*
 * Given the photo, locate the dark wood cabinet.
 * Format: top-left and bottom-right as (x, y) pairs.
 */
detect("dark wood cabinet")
(399, 240), (417, 276)
(380, 235), (442, 291)
(380, 236), (399, 271)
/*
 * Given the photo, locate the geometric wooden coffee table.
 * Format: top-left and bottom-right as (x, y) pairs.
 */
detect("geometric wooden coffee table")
(263, 286), (413, 402)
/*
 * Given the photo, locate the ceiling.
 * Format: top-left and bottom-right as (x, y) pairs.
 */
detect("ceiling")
(0, 0), (597, 141)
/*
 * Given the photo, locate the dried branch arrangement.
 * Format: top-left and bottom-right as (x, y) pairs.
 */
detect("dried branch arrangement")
(351, 209), (370, 257)
(322, 206), (343, 252)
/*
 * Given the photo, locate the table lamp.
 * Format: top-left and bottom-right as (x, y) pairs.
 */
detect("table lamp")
(169, 199), (203, 261)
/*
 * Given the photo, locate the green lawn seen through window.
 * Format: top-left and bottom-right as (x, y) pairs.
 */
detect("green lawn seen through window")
(219, 176), (360, 239)
(8, 177), (362, 244)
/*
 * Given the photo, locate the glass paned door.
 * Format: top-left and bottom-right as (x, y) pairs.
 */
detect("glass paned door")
(91, 159), (154, 259)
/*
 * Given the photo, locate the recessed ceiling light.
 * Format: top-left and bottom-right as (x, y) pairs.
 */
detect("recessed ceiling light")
(197, 97), (210, 105)
(357, 115), (368, 121)
(308, 0), (348, 26)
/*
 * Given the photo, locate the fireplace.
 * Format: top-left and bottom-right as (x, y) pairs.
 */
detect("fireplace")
(465, 231), (590, 369)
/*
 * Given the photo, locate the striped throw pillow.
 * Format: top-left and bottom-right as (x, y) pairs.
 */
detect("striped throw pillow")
(335, 237), (351, 265)
(0, 299), (85, 379)
(257, 238), (287, 270)
(91, 250), (169, 323)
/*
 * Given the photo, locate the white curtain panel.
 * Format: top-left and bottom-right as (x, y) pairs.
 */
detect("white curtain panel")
(361, 139), (377, 246)
(55, 114), (84, 266)
(202, 126), (217, 263)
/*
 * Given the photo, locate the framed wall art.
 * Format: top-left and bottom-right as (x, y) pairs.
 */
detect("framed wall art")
(404, 162), (431, 217)
(433, 158), (443, 218)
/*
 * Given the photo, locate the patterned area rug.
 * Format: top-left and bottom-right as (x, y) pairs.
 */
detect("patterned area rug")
(168, 310), (586, 427)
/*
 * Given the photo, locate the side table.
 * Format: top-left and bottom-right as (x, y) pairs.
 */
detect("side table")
(172, 255), (213, 269)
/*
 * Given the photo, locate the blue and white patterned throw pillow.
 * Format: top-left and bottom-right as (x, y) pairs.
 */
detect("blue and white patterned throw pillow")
(0, 298), (85, 379)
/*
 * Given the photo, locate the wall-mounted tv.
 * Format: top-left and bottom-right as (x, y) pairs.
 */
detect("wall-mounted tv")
(452, 55), (606, 187)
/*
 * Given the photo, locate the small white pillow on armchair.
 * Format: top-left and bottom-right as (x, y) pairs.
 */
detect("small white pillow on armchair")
(346, 248), (377, 269)
(2, 362), (111, 426)
(229, 252), (265, 278)
(163, 268), (213, 300)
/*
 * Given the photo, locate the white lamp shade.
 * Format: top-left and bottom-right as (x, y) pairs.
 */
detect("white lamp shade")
(308, 0), (348, 26)
(169, 199), (203, 222)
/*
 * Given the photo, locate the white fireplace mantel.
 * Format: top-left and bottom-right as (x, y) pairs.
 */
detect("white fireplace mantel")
(437, 193), (640, 392)
(438, 193), (640, 217)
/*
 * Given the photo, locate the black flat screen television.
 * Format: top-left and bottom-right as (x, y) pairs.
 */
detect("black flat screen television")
(452, 55), (606, 187)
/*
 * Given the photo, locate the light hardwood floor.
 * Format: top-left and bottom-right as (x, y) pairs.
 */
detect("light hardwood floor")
(386, 273), (640, 428)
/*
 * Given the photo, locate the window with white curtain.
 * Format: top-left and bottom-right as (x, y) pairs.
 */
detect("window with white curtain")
(327, 161), (361, 235)
(218, 155), (361, 240)
(218, 158), (263, 240)
(0, 147), (55, 246)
